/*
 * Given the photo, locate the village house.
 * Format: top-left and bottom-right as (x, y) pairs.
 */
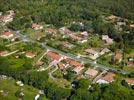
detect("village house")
(59, 27), (72, 34)
(117, 22), (126, 26)
(64, 58), (82, 68)
(58, 63), (65, 70)
(105, 15), (118, 21)
(73, 66), (84, 74)
(127, 54), (134, 67)
(32, 23), (43, 30)
(47, 51), (63, 62)
(45, 28), (57, 34)
(102, 35), (113, 45)
(114, 50), (123, 63)
(96, 72), (115, 84)
(125, 78), (134, 86)
(16, 81), (24, 87)
(99, 48), (110, 55)
(129, 24), (134, 28)
(85, 48), (99, 60)
(0, 12), (2, 16)
(36, 61), (44, 67)
(62, 42), (75, 49)
(25, 52), (35, 58)
(80, 31), (88, 37)
(69, 34), (82, 41)
(0, 31), (14, 39)
(85, 68), (98, 78)
(0, 10), (15, 23)
(0, 51), (8, 56)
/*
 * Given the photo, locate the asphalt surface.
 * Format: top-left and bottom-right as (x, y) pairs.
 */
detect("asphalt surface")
(9, 28), (130, 75)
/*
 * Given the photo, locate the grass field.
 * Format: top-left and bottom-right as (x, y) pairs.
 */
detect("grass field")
(0, 77), (47, 100)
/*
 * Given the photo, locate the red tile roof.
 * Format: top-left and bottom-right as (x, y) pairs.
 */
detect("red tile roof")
(45, 28), (57, 33)
(3, 32), (13, 36)
(125, 78), (134, 85)
(85, 68), (98, 77)
(64, 58), (82, 67)
(25, 52), (35, 58)
(47, 51), (61, 61)
(101, 73), (115, 83)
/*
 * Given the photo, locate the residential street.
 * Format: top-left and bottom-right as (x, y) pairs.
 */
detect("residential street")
(9, 28), (130, 75)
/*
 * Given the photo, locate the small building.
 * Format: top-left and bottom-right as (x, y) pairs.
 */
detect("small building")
(117, 22), (126, 26)
(32, 23), (43, 30)
(47, 51), (63, 61)
(16, 81), (24, 87)
(62, 42), (74, 49)
(102, 35), (109, 40)
(85, 68), (98, 78)
(0, 10), (15, 23)
(73, 66), (84, 74)
(129, 24), (134, 28)
(85, 48), (99, 59)
(45, 28), (57, 34)
(59, 27), (72, 34)
(25, 52), (35, 58)
(36, 61), (44, 66)
(114, 50), (123, 62)
(69, 34), (82, 41)
(102, 35), (113, 45)
(96, 72), (115, 84)
(64, 58), (82, 68)
(105, 15), (118, 21)
(125, 78), (134, 86)
(99, 48), (110, 55)
(58, 63), (64, 70)
(0, 31), (14, 39)
(80, 31), (88, 37)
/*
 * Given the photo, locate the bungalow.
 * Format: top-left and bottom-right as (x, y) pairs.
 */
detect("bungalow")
(69, 34), (82, 41)
(59, 27), (72, 34)
(114, 50), (123, 62)
(102, 35), (113, 45)
(85, 48), (99, 60)
(125, 78), (134, 86)
(0, 31), (14, 39)
(32, 23), (43, 30)
(25, 52), (35, 58)
(36, 61), (44, 66)
(62, 42), (74, 49)
(127, 55), (134, 67)
(80, 31), (88, 37)
(45, 28), (57, 34)
(16, 81), (24, 87)
(58, 63), (64, 70)
(99, 48), (110, 55)
(96, 72), (115, 84)
(85, 68), (98, 78)
(129, 24), (134, 28)
(0, 15), (13, 23)
(73, 66), (84, 74)
(64, 58), (82, 68)
(105, 15), (118, 21)
(47, 51), (63, 62)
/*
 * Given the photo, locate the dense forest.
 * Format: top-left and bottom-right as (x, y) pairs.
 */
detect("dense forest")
(0, 0), (134, 27)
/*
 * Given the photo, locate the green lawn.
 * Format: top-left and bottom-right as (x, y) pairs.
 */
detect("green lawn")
(0, 78), (47, 100)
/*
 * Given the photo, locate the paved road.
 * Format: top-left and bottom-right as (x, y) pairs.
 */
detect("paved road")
(9, 28), (130, 75)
